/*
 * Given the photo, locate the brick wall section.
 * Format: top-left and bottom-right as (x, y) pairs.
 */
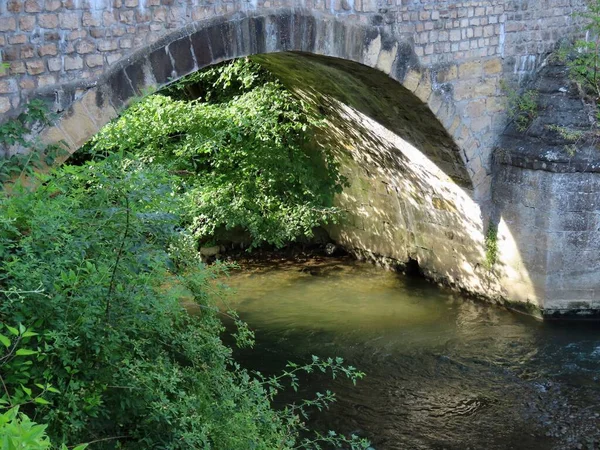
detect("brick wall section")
(0, 0), (588, 116)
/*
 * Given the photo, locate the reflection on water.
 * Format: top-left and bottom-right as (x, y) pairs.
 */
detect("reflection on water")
(221, 257), (600, 450)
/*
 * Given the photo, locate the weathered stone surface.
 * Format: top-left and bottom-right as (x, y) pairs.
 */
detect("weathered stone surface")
(189, 28), (212, 68)
(147, 47), (173, 84)
(105, 68), (135, 107)
(167, 36), (195, 77)
(494, 60), (600, 317)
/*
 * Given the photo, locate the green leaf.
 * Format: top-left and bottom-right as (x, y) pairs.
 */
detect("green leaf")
(0, 333), (10, 348)
(15, 349), (37, 356)
(5, 325), (19, 336)
(34, 397), (50, 405)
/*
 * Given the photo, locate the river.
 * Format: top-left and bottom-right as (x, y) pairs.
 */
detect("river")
(219, 256), (600, 449)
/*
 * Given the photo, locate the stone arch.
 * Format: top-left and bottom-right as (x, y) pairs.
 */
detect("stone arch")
(23, 6), (527, 309)
(32, 7), (483, 194)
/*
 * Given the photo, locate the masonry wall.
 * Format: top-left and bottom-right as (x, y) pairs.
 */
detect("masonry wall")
(0, 0), (589, 148)
(493, 159), (600, 316)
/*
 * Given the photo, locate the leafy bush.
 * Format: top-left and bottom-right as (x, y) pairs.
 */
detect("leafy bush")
(0, 60), (366, 449)
(484, 224), (498, 270)
(0, 407), (86, 450)
(86, 59), (346, 249)
(500, 80), (538, 132)
(163, 58), (271, 103)
(0, 100), (68, 184)
(557, 0), (600, 100)
(0, 155), (367, 449)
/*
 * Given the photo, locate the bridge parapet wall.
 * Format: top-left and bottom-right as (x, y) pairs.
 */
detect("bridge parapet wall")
(0, 0), (587, 118)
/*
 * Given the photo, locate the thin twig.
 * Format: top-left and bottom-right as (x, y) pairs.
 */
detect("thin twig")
(0, 373), (12, 407)
(106, 194), (130, 323)
(69, 435), (129, 449)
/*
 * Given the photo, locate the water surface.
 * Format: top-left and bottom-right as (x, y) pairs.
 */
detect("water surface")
(222, 257), (600, 449)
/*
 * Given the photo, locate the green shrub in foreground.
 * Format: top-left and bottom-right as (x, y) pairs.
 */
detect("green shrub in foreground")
(0, 156), (367, 449)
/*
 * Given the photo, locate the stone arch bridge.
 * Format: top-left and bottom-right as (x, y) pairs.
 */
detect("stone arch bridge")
(0, 0), (596, 317)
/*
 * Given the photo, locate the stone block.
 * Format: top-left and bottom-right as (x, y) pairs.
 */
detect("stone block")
(205, 22), (232, 62)
(59, 12), (80, 30)
(437, 65), (458, 82)
(0, 17), (17, 32)
(19, 45), (36, 59)
(148, 47), (173, 85)
(470, 115), (491, 134)
(38, 13), (58, 28)
(76, 40), (96, 54)
(44, 0), (61, 10)
(79, 88), (118, 129)
(272, 12), (295, 52)
(24, 0), (43, 12)
(47, 57), (62, 72)
(0, 79), (18, 94)
(19, 16), (36, 32)
(58, 101), (100, 150)
(25, 60), (45, 75)
(6, 0), (22, 12)
(64, 55), (83, 71)
(464, 98), (486, 118)
(106, 52), (123, 65)
(106, 68), (135, 107)
(0, 96), (11, 114)
(19, 78), (36, 91)
(39, 124), (73, 152)
(453, 78), (497, 100)
(376, 42), (398, 74)
(39, 44), (58, 57)
(167, 36), (195, 77)
(124, 57), (154, 95)
(458, 60), (483, 78)
(86, 54), (104, 68)
(483, 58), (502, 75)
(38, 74), (57, 88)
(403, 69), (421, 92)
(413, 71), (432, 103)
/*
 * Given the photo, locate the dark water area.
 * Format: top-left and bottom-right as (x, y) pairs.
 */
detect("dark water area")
(220, 257), (600, 450)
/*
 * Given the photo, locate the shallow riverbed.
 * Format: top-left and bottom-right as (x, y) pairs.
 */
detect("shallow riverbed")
(220, 257), (600, 449)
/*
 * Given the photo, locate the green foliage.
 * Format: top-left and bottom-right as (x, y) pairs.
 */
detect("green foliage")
(0, 154), (367, 449)
(549, 3), (600, 150)
(0, 406), (52, 449)
(546, 124), (586, 142)
(163, 58), (272, 103)
(557, 1), (600, 99)
(0, 64), (365, 449)
(0, 321), (59, 410)
(545, 124), (591, 155)
(0, 100), (68, 184)
(484, 224), (498, 270)
(500, 80), (539, 132)
(0, 407), (87, 450)
(88, 60), (346, 249)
